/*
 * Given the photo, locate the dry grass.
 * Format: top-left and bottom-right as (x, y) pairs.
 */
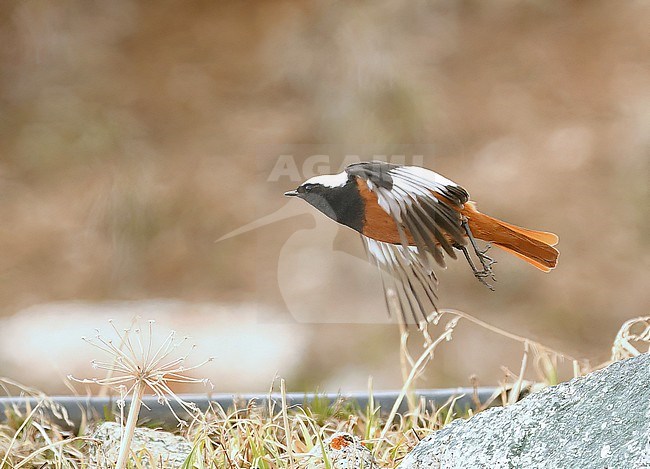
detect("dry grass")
(0, 378), (460, 468)
(0, 379), (84, 468)
(0, 312), (644, 467)
(180, 382), (463, 469)
(611, 316), (650, 362)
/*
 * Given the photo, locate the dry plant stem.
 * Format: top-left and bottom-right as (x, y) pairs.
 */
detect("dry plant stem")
(280, 379), (295, 469)
(15, 437), (86, 469)
(380, 327), (453, 442)
(390, 289), (415, 371)
(509, 341), (529, 405)
(573, 360), (581, 378)
(115, 382), (146, 469)
(397, 321), (419, 413)
(391, 289), (420, 413)
(611, 316), (650, 361)
(436, 309), (580, 362)
(0, 400), (43, 468)
(397, 319), (410, 382)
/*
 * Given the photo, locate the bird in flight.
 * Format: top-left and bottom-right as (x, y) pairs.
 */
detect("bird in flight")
(284, 161), (559, 328)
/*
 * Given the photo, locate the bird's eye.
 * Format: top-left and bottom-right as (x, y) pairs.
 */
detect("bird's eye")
(303, 184), (315, 192)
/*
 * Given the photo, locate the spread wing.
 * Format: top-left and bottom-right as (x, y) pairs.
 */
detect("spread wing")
(362, 237), (440, 327)
(347, 162), (470, 326)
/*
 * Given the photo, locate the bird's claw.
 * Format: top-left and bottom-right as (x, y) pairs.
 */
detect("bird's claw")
(476, 244), (497, 278)
(471, 241), (497, 287)
(458, 221), (499, 290)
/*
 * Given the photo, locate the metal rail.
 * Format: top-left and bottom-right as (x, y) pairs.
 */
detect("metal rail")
(0, 388), (499, 432)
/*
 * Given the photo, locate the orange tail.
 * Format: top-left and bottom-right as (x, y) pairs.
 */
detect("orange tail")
(462, 202), (559, 272)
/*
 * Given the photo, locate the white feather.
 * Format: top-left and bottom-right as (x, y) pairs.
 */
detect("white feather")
(304, 171), (349, 188)
(395, 166), (459, 188)
(362, 236), (439, 326)
(370, 166), (465, 219)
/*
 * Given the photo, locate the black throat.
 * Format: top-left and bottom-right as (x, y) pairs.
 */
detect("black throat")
(301, 179), (365, 233)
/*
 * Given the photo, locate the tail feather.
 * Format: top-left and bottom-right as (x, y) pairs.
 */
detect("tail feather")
(462, 202), (559, 272)
(492, 244), (555, 273)
(489, 219), (559, 247)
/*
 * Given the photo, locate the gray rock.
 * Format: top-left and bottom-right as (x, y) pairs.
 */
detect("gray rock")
(88, 421), (193, 468)
(401, 353), (650, 469)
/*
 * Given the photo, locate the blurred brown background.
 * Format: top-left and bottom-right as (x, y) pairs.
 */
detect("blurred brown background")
(0, 0), (648, 394)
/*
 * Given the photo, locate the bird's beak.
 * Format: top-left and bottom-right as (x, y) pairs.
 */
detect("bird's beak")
(284, 190), (299, 197)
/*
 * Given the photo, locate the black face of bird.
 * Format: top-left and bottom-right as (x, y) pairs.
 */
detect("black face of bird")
(284, 182), (341, 221)
(284, 174), (364, 232)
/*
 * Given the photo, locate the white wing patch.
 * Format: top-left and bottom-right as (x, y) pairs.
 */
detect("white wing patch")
(372, 166), (464, 220)
(367, 165), (468, 269)
(397, 165), (459, 188)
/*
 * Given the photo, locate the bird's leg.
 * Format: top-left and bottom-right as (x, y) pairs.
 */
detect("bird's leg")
(457, 218), (497, 289)
(454, 243), (478, 273)
(453, 243), (495, 291)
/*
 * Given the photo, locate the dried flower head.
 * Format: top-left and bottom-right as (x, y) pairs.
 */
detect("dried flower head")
(69, 318), (214, 426)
